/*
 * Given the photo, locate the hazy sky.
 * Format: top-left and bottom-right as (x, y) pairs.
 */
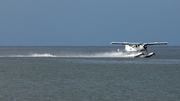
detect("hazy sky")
(1, 0), (180, 46)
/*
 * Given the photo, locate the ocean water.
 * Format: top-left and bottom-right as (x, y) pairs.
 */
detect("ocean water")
(0, 46), (180, 101)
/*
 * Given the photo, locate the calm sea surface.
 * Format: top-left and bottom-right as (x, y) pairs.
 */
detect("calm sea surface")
(0, 46), (180, 101)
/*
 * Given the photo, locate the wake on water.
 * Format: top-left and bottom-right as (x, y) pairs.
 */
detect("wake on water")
(0, 53), (56, 57)
(0, 51), (142, 58)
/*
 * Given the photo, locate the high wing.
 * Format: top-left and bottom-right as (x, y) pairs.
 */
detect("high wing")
(110, 42), (142, 45)
(144, 42), (168, 45)
(110, 42), (168, 45)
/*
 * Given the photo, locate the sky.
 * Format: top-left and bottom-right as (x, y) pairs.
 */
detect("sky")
(1, 0), (180, 46)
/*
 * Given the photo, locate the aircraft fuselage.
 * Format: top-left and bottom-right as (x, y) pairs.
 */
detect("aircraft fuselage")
(125, 45), (146, 52)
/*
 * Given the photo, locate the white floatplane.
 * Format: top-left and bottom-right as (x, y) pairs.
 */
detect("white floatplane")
(110, 42), (168, 58)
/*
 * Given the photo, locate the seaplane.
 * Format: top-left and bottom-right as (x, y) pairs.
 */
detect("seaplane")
(110, 42), (168, 58)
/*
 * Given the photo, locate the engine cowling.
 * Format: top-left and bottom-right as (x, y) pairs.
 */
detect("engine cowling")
(143, 45), (147, 49)
(143, 45), (147, 52)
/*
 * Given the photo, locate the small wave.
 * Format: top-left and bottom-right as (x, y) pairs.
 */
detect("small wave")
(29, 53), (56, 57)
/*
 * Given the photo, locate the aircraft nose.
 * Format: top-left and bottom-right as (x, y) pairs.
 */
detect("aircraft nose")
(143, 45), (147, 49)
